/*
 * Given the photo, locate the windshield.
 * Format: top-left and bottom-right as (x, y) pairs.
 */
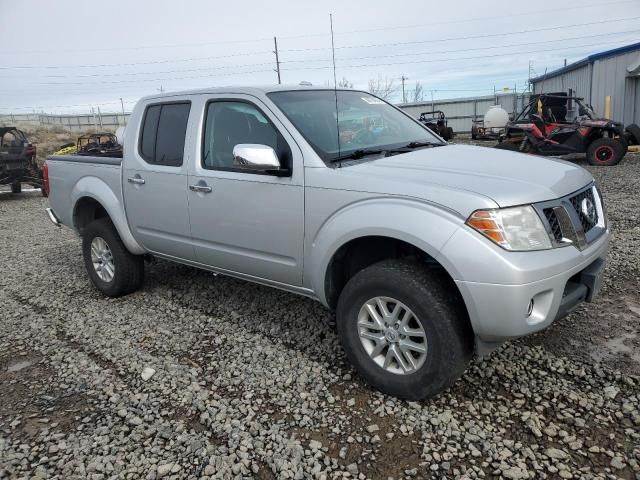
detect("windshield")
(268, 90), (443, 163)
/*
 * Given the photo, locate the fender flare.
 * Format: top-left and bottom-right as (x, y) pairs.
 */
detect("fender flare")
(307, 197), (466, 306)
(71, 176), (145, 255)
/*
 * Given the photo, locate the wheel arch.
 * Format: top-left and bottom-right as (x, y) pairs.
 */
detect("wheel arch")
(323, 235), (466, 311)
(71, 176), (145, 255)
(310, 198), (469, 313)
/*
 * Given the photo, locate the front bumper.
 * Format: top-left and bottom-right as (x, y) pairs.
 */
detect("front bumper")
(451, 229), (609, 342)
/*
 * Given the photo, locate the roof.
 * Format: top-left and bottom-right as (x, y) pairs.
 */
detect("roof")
(530, 41), (640, 83)
(140, 84), (360, 102)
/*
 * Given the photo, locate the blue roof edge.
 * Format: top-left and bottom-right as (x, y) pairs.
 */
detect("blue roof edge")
(530, 41), (640, 83)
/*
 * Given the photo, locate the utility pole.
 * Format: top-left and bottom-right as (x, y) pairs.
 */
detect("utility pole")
(273, 37), (281, 85)
(158, 85), (164, 93)
(401, 75), (408, 103)
(120, 97), (125, 116)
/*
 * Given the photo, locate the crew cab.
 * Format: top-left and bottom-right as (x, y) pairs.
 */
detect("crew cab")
(45, 86), (609, 399)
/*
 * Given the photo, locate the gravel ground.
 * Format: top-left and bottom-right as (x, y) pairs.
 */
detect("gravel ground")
(1, 151), (639, 479)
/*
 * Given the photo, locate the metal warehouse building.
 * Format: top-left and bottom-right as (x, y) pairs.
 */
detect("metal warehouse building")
(530, 42), (640, 127)
(399, 92), (530, 133)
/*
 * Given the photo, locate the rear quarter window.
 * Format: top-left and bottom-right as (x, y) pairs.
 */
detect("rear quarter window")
(139, 102), (190, 166)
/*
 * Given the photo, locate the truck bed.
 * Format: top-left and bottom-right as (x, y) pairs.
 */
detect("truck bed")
(46, 154), (123, 228)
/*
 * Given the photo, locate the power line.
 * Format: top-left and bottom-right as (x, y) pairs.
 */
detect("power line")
(23, 68), (278, 86)
(3, 13), (638, 72)
(4, 27), (637, 82)
(337, 29), (640, 63)
(281, 28), (640, 65)
(0, 50), (272, 71)
(3, 0), (636, 57)
(1, 62), (277, 79)
(281, 38), (639, 72)
(2, 36), (274, 57)
(280, 16), (640, 52)
(324, 0), (638, 36)
(8, 36), (634, 89)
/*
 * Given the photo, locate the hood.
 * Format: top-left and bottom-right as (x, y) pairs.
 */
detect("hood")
(330, 144), (593, 212)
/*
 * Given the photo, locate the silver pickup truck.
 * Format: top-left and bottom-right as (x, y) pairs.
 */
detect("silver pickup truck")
(45, 86), (609, 399)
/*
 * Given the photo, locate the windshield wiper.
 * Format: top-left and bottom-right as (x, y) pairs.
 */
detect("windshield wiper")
(404, 141), (439, 148)
(330, 148), (385, 163)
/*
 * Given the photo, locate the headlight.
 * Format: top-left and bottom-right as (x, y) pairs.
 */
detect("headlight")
(466, 206), (552, 251)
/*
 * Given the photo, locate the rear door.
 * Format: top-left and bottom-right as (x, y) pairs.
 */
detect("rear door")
(186, 95), (305, 286)
(123, 100), (196, 260)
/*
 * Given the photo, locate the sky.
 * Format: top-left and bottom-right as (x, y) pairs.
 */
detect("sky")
(1, 0), (639, 114)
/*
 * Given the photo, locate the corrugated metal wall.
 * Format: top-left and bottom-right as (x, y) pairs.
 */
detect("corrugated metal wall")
(532, 47), (640, 125)
(533, 65), (592, 101)
(399, 93), (530, 133)
(591, 50), (640, 125)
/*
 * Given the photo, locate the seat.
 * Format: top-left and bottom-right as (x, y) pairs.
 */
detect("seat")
(530, 114), (546, 135)
(212, 108), (251, 168)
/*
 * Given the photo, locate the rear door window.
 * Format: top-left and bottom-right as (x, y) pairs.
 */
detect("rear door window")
(139, 102), (190, 166)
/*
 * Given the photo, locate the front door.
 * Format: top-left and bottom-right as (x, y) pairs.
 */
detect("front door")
(123, 100), (196, 260)
(187, 96), (304, 286)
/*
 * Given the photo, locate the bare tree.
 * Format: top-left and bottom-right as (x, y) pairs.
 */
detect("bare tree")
(409, 81), (425, 103)
(337, 76), (354, 88)
(367, 76), (397, 100)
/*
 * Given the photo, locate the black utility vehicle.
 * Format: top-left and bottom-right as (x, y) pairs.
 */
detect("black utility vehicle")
(0, 127), (40, 193)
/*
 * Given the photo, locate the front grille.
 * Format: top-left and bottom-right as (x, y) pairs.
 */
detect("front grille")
(544, 208), (562, 242)
(535, 184), (605, 251)
(569, 188), (598, 233)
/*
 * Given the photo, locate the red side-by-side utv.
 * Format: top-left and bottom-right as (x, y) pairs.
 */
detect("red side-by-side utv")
(496, 92), (639, 166)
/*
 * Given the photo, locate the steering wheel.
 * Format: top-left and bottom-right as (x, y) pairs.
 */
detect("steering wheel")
(352, 128), (375, 144)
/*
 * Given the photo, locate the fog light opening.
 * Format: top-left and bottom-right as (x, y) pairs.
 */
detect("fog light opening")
(526, 299), (535, 317)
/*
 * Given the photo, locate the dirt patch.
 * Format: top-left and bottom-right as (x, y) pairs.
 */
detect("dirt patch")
(0, 350), (94, 440)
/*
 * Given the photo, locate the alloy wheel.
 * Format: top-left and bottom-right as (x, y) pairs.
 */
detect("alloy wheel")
(357, 296), (428, 375)
(90, 236), (115, 282)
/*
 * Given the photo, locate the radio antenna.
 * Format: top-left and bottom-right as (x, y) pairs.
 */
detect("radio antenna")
(330, 13), (341, 166)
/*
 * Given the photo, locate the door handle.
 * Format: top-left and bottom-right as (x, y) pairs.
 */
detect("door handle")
(189, 184), (212, 193)
(127, 177), (146, 185)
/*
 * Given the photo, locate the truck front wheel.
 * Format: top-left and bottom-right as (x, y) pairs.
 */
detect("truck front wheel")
(336, 259), (473, 400)
(82, 218), (144, 297)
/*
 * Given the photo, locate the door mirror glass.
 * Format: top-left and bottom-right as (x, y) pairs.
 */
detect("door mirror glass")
(233, 144), (281, 170)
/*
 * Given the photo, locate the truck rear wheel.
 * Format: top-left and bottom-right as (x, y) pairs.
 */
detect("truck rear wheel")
(336, 259), (473, 400)
(586, 137), (625, 166)
(11, 181), (21, 194)
(82, 218), (144, 297)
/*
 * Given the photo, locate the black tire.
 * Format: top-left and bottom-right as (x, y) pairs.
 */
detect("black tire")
(82, 218), (144, 297)
(336, 259), (473, 400)
(11, 181), (21, 194)
(471, 133), (477, 140)
(586, 137), (625, 166)
(494, 141), (519, 151)
(626, 124), (640, 146)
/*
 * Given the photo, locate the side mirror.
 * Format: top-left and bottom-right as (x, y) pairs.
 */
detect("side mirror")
(233, 144), (280, 170)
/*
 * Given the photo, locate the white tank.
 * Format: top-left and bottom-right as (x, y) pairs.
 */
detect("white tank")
(483, 106), (509, 132)
(115, 126), (126, 145)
